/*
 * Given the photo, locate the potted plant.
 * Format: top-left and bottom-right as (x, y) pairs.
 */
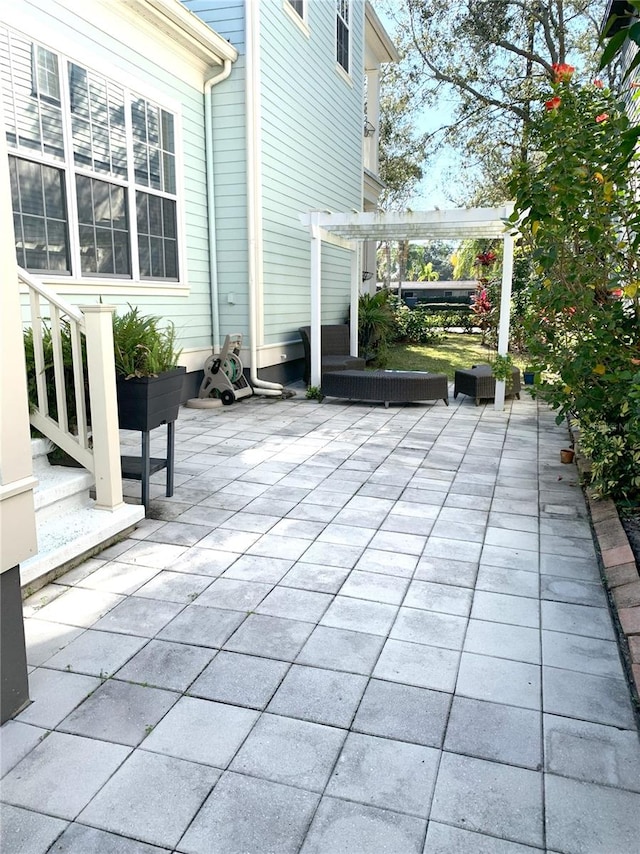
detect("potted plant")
(112, 306), (185, 432)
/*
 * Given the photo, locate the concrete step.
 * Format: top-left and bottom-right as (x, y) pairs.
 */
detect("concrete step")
(21, 499), (144, 591)
(22, 440), (145, 592)
(33, 463), (95, 521)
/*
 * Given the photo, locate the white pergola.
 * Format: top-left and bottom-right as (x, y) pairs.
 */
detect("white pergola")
(301, 205), (516, 410)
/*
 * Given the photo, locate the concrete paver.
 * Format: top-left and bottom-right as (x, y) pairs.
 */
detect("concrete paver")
(2, 390), (639, 852)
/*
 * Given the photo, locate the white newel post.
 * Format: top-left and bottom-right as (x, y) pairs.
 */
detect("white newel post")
(80, 305), (124, 510)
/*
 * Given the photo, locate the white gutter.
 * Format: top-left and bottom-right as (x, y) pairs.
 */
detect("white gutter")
(204, 60), (232, 353)
(245, 0), (283, 395)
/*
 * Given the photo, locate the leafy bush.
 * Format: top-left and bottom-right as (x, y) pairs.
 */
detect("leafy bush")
(23, 321), (88, 430)
(509, 68), (640, 500)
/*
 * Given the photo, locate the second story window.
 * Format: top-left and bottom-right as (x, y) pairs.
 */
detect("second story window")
(336, 0), (350, 74)
(288, 0), (304, 18)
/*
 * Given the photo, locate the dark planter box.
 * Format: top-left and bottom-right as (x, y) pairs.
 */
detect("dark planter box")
(116, 367), (185, 432)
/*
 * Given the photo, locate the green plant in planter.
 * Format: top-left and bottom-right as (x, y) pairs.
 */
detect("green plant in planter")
(112, 306), (181, 379)
(112, 306), (185, 432)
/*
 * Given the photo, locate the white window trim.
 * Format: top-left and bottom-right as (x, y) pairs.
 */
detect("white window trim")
(5, 29), (187, 288)
(335, 0), (351, 79)
(335, 61), (353, 86)
(283, 0), (310, 37)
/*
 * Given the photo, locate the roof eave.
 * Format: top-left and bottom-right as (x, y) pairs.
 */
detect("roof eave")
(365, 1), (400, 64)
(120, 0), (238, 65)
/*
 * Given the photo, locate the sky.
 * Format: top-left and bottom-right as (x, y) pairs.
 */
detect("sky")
(373, 2), (455, 210)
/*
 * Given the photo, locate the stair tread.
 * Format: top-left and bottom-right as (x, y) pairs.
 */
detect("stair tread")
(33, 464), (94, 511)
(21, 501), (145, 589)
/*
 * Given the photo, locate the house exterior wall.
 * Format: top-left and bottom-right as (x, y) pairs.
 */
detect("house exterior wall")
(259, 1), (364, 345)
(186, 0), (366, 368)
(183, 0), (250, 345)
(0, 0), (227, 368)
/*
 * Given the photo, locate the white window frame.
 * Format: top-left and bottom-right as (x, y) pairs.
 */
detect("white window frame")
(3, 28), (186, 288)
(336, 0), (351, 78)
(283, 0), (310, 36)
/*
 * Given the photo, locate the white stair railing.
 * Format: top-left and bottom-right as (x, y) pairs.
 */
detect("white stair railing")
(20, 268), (124, 511)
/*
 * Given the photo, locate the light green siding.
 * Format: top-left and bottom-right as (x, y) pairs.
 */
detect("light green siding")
(259, 1), (365, 343)
(183, 0), (249, 342)
(2, 0), (218, 355)
(186, 0), (366, 353)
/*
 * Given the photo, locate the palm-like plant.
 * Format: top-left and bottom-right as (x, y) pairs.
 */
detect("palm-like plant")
(357, 290), (396, 362)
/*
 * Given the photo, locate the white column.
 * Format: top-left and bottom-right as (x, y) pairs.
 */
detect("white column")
(310, 216), (322, 387)
(0, 115), (37, 573)
(80, 305), (124, 510)
(350, 242), (360, 357)
(494, 230), (515, 411)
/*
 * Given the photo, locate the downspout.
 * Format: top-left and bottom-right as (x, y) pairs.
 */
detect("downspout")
(204, 60), (232, 353)
(245, 0), (283, 395)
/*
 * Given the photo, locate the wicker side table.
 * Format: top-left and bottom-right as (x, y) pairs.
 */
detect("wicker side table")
(454, 364), (521, 405)
(321, 370), (449, 407)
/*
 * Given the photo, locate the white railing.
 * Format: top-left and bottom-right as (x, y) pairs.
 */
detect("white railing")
(20, 268), (124, 511)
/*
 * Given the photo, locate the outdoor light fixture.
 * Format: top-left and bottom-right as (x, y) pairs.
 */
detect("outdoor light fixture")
(363, 120), (376, 137)
(362, 271), (373, 281)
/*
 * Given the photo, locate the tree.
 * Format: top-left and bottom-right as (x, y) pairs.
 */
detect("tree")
(373, 0), (609, 204)
(377, 241), (455, 284)
(377, 62), (430, 211)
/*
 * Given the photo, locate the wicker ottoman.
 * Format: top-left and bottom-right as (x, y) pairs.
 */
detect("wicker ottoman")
(454, 364), (521, 405)
(321, 370), (449, 407)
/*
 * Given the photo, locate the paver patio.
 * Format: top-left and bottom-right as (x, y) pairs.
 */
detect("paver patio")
(2, 388), (640, 853)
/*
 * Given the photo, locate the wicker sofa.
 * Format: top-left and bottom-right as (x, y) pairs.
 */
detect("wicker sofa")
(321, 370), (449, 407)
(299, 325), (365, 385)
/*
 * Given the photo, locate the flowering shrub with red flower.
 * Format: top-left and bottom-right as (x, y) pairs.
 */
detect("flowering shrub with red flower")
(552, 62), (575, 82)
(508, 72), (640, 499)
(475, 250), (497, 266)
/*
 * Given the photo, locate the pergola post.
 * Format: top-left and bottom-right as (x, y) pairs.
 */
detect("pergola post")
(350, 242), (360, 358)
(310, 214), (322, 387)
(494, 229), (515, 411)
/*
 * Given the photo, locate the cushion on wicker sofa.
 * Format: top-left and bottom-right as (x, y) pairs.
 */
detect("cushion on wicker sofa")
(299, 325), (365, 384)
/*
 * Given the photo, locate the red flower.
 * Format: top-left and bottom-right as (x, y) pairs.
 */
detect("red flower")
(595, 113), (609, 123)
(552, 63), (575, 82)
(545, 96), (562, 111)
(476, 251), (497, 267)
(593, 79), (604, 88)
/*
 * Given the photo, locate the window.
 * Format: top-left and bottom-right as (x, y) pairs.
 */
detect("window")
(2, 28), (179, 281)
(336, 0), (350, 74)
(287, 0), (304, 18)
(10, 157), (69, 272)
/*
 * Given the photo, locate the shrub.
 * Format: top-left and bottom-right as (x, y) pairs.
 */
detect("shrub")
(509, 69), (640, 501)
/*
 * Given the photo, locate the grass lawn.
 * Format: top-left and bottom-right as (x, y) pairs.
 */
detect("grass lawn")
(385, 333), (527, 381)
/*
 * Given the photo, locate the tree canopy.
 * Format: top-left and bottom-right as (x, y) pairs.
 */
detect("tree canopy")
(373, 0), (609, 204)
